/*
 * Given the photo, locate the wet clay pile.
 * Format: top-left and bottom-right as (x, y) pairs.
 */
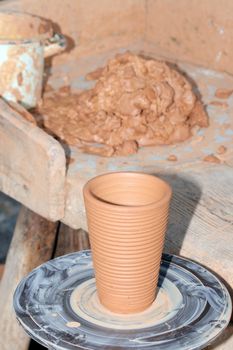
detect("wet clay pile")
(36, 52), (208, 156)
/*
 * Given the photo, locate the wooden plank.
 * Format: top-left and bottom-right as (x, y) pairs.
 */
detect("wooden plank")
(55, 224), (90, 258)
(0, 98), (66, 221)
(0, 206), (58, 350)
(145, 0), (233, 74)
(161, 164), (233, 302)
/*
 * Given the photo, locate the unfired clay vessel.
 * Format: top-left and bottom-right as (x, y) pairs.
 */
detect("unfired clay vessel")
(83, 172), (172, 314)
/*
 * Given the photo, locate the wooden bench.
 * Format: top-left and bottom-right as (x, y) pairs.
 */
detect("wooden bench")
(0, 46), (233, 350)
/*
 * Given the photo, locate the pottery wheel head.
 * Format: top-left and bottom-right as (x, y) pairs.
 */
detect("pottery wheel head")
(69, 277), (183, 330)
(14, 251), (232, 350)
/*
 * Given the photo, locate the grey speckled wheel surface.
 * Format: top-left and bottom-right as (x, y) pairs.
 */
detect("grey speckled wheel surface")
(14, 250), (232, 350)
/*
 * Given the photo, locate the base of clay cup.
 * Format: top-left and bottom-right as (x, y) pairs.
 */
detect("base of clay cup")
(96, 274), (160, 314)
(99, 296), (156, 314)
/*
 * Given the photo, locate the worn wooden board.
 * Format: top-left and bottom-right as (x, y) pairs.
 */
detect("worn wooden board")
(0, 206), (58, 350)
(55, 224), (90, 258)
(145, 0), (233, 74)
(0, 98), (66, 221)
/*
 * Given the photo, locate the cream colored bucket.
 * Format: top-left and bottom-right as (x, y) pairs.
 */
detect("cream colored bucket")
(0, 11), (66, 108)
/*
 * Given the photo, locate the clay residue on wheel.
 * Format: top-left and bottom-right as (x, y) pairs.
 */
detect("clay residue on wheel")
(69, 278), (177, 330)
(35, 52), (208, 156)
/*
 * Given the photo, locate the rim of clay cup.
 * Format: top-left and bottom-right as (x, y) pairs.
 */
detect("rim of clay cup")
(83, 172), (172, 212)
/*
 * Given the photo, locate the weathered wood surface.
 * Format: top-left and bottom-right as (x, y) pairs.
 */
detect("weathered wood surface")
(0, 98), (66, 221)
(0, 206), (58, 350)
(163, 165), (233, 300)
(145, 0), (233, 74)
(55, 224), (90, 258)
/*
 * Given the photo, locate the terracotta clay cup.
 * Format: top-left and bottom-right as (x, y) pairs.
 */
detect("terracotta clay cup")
(83, 172), (172, 314)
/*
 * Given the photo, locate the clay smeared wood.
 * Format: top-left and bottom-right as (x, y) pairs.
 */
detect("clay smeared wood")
(0, 98), (66, 221)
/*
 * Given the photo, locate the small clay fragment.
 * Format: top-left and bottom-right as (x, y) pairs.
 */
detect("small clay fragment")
(44, 84), (54, 92)
(66, 322), (81, 328)
(8, 101), (37, 125)
(217, 145), (227, 155)
(86, 67), (104, 80)
(115, 140), (138, 156)
(189, 101), (208, 128)
(215, 88), (233, 99)
(17, 72), (23, 86)
(167, 154), (177, 161)
(67, 157), (75, 165)
(203, 154), (221, 164)
(191, 135), (204, 145)
(58, 85), (71, 95)
(80, 144), (115, 157)
(209, 101), (229, 109)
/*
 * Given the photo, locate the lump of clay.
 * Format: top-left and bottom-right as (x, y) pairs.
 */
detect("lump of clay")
(36, 52), (208, 156)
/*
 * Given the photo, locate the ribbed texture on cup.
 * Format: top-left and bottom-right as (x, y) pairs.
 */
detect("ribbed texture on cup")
(83, 172), (172, 314)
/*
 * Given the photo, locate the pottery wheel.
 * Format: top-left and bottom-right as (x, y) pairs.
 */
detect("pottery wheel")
(14, 250), (231, 350)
